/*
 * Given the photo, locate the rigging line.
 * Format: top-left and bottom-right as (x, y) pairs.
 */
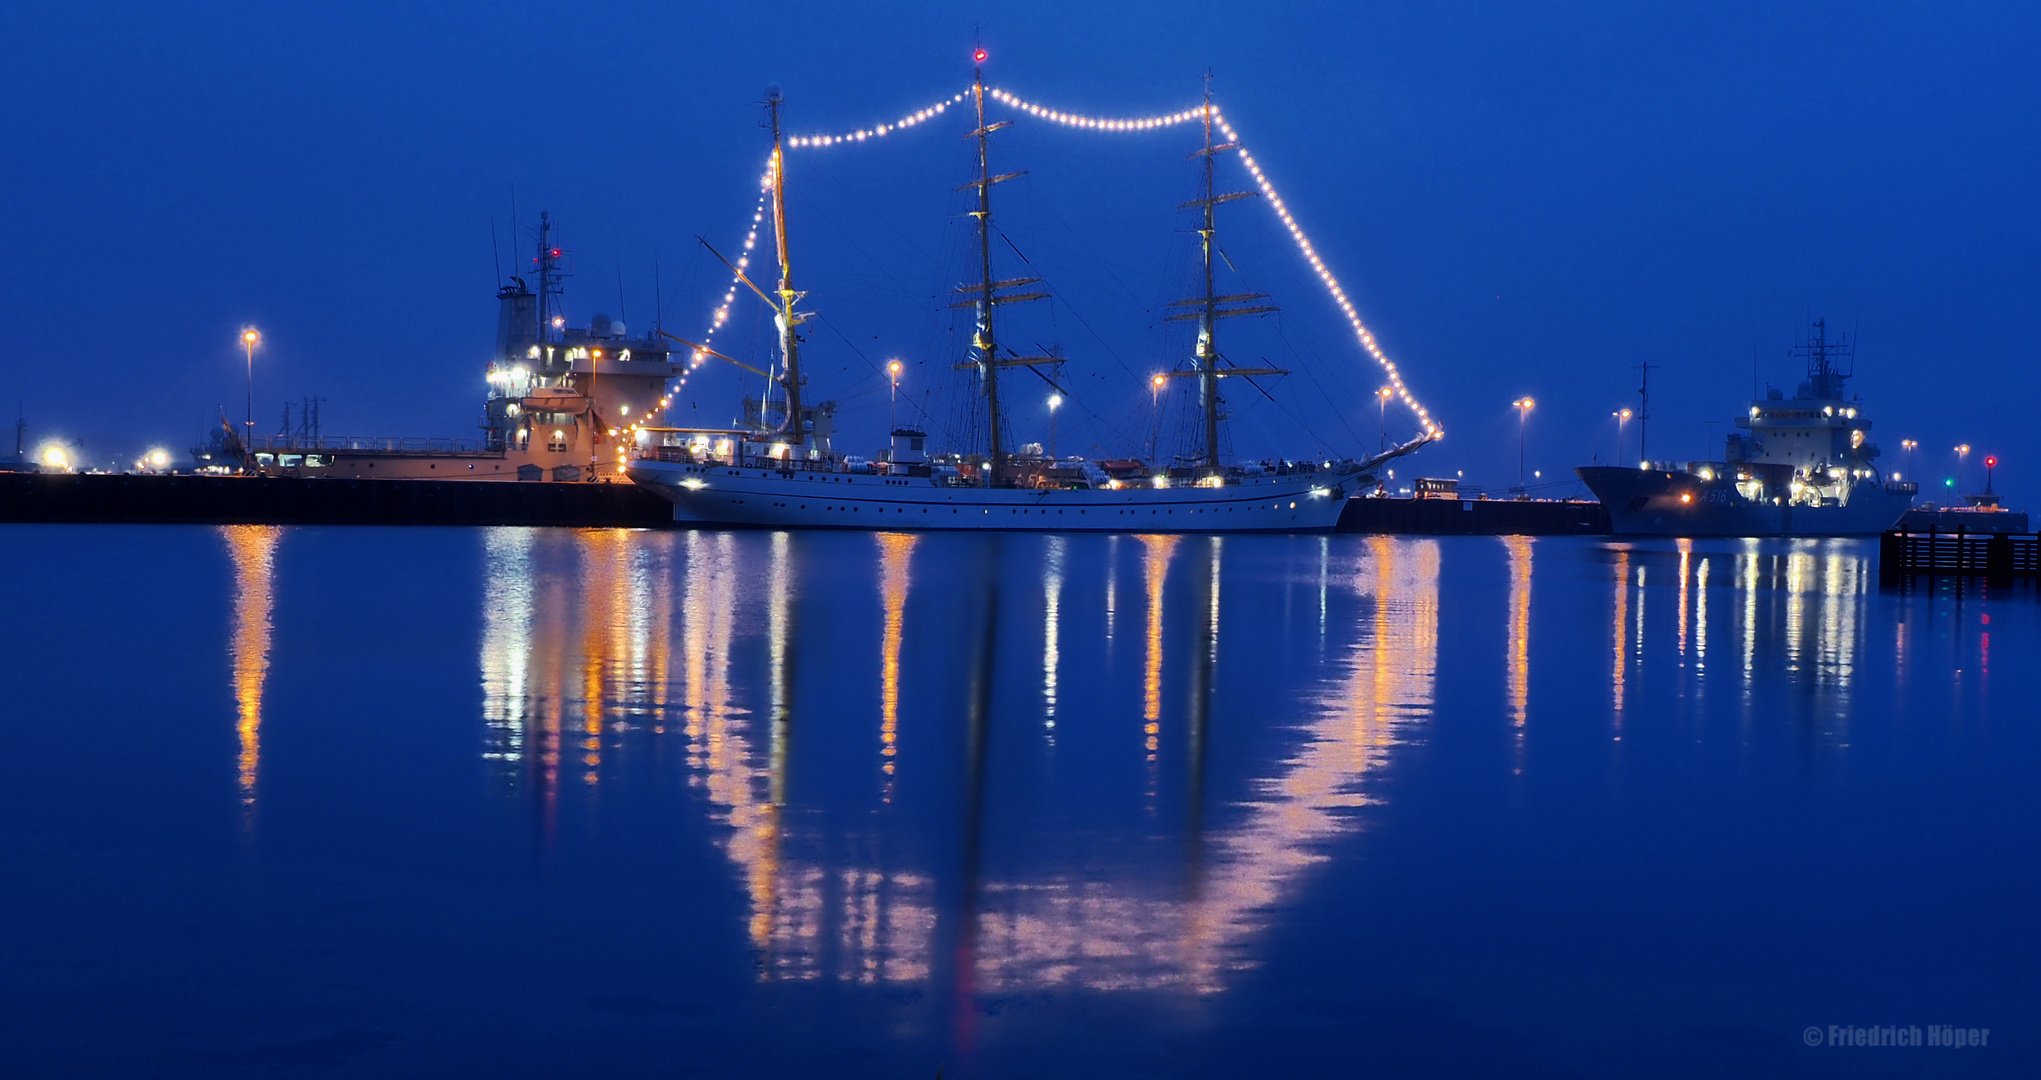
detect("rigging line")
(994, 227), (1146, 386)
(1272, 317), (1368, 449)
(1030, 175), (1158, 311)
(811, 312), (938, 427)
(791, 185), (936, 307)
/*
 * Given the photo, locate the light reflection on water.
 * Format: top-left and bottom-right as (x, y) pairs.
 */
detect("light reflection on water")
(456, 531), (1951, 1000)
(223, 525), (279, 810)
(464, 529), (1446, 995)
(39, 526), (2008, 1073)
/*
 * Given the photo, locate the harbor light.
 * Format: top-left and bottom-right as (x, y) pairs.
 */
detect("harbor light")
(39, 444), (69, 471)
(241, 327), (259, 443)
(1512, 397), (1534, 491)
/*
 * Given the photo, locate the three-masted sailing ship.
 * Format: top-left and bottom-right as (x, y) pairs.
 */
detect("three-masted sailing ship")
(628, 64), (1431, 532)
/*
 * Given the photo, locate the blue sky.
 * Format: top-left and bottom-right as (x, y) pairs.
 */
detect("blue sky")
(4, 1), (2035, 499)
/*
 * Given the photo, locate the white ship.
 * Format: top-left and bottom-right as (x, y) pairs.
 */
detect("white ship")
(1577, 319), (1917, 536)
(629, 69), (1433, 533)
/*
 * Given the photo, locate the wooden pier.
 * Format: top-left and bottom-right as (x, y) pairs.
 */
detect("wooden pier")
(1879, 528), (2041, 583)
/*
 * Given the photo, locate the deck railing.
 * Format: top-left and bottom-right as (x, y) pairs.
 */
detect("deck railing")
(246, 435), (495, 455)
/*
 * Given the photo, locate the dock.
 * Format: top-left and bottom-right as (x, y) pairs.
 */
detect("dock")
(0, 472), (672, 528)
(1, 473), (1619, 536)
(1336, 496), (1609, 536)
(1879, 528), (2041, 584)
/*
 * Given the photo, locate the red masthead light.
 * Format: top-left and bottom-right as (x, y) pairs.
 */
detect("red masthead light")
(1986, 456), (1998, 468)
(973, 48), (987, 64)
(550, 248), (561, 258)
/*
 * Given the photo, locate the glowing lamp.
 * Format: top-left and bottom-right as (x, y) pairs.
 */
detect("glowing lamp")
(973, 48), (987, 63)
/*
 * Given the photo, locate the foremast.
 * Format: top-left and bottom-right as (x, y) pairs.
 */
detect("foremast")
(1167, 79), (1282, 470)
(766, 91), (808, 449)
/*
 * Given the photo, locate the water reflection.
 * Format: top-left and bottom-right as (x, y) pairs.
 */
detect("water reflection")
(1606, 539), (1873, 734)
(878, 532), (914, 793)
(1610, 546), (1630, 723)
(468, 531), (1442, 996)
(1503, 536), (1532, 771)
(223, 525), (280, 808)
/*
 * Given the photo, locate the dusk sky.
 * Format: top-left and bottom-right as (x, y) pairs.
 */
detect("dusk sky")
(5, 1), (2035, 499)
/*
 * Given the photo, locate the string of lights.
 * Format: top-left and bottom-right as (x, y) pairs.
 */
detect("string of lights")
(1211, 112), (1441, 440)
(642, 158), (775, 427)
(987, 86), (1441, 441)
(986, 88), (1208, 131)
(785, 93), (968, 148)
(653, 84), (1442, 444)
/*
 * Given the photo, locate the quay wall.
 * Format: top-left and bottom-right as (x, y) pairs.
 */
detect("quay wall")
(1337, 496), (1609, 536)
(1, 474), (1613, 536)
(0, 473), (672, 528)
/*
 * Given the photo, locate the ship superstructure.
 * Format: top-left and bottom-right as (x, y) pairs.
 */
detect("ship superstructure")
(222, 212), (689, 482)
(627, 66), (1435, 533)
(1578, 319), (1916, 535)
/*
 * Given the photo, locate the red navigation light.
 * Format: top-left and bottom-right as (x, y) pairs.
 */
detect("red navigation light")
(973, 48), (987, 64)
(1986, 456), (1998, 468)
(550, 248), (562, 258)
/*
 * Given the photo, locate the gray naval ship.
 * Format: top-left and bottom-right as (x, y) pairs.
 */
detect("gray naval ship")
(1578, 320), (1917, 536)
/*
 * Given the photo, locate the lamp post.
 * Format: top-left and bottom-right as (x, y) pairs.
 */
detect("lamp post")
(1901, 439), (1917, 480)
(241, 328), (260, 448)
(887, 359), (902, 433)
(1047, 393), (1063, 461)
(1149, 374), (1167, 462)
(1985, 455), (1997, 494)
(1512, 397), (1535, 495)
(1956, 444), (1971, 493)
(1376, 386), (1392, 452)
(1613, 408), (1631, 466)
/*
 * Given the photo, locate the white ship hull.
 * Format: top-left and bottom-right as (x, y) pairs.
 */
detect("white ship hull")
(628, 457), (1366, 533)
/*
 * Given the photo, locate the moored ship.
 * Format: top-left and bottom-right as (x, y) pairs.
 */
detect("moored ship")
(209, 212), (688, 483)
(628, 66), (1437, 533)
(1578, 319), (1916, 536)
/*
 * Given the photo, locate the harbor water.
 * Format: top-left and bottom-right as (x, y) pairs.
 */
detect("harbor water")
(0, 525), (2032, 1077)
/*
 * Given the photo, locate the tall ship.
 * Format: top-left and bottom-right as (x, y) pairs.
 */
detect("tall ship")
(1577, 319), (1916, 536)
(203, 212), (689, 482)
(628, 65), (1436, 532)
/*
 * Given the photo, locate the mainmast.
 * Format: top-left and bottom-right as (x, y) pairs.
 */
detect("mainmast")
(952, 55), (1046, 487)
(534, 212), (566, 346)
(766, 91), (807, 447)
(1166, 79), (1279, 470)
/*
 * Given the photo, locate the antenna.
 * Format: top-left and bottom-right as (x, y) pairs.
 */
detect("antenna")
(617, 268), (627, 329)
(490, 219), (503, 288)
(1634, 360), (1660, 462)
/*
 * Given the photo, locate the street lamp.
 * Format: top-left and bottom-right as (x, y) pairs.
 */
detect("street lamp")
(1512, 397), (1535, 495)
(1047, 393), (1063, 461)
(241, 328), (260, 446)
(886, 359), (902, 432)
(1901, 439), (1917, 480)
(1376, 386), (1392, 452)
(1150, 373), (1167, 462)
(1956, 444), (1971, 493)
(1613, 408), (1632, 466)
